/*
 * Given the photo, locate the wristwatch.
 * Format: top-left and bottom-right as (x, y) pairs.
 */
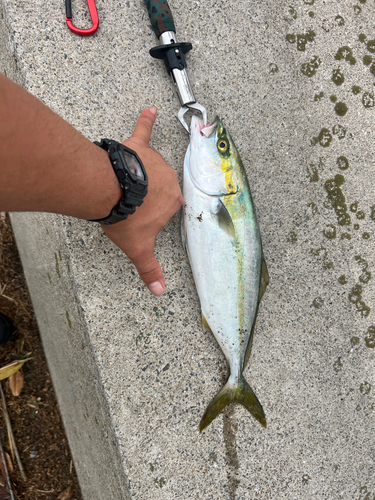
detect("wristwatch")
(90, 139), (148, 225)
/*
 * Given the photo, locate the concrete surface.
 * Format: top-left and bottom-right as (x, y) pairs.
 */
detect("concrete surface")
(1, 0), (375, 498)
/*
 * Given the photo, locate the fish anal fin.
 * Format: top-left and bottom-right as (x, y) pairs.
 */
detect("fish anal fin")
(199, 376), (266, 432)
(244, 323), (256, 368)
(260, 257), (269, 302)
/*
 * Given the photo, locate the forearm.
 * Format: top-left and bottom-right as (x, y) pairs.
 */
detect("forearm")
(0, 75), (183, 295)
(0, 74), (121, 220)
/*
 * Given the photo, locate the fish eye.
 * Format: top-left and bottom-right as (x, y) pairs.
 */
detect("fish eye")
(217, 140), (229, 153)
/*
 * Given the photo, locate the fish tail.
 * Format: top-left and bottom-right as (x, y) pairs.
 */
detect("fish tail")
(199, 376), (267, 432)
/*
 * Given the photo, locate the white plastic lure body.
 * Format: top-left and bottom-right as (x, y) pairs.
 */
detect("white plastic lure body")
(182, 116), (268, 432)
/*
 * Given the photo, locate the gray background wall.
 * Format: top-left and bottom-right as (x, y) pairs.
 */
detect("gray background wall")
(1, 0), (375, 498)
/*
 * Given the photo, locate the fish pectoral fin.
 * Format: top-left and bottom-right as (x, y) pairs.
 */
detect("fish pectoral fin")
(199, 376), (266, 432)
(202, 314), (213, 334)
(260, 256), (269, 302)
(212, 199), (235, 238)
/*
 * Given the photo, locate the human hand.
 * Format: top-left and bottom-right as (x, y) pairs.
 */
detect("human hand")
(102, 107), (183, 296)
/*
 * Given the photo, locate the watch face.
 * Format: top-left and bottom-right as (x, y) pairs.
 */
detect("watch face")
(123, 151), (145, 181)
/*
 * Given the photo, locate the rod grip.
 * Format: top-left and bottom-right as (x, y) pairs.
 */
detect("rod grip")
(144, 0), (176, 38)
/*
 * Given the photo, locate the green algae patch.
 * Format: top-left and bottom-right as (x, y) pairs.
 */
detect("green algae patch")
(362, 92), (374, 108)
(332, 124), (346, 139)
(317, 128), (333, 147)
(323, 224), (336, 239)
(337, 156), (349, 170)
(332, 69), (344, 86)
(335, 46), (356, 65)
(324, 175), (351, 226)
(365, 326), (375, 348)
(269, 63), (278, 74)
(333, 358), (343, 373)
(350, 336), (360, 346)
(335, 102), (347, 116)
(360, 382), (371, 395)
(301, 56), (321, 77)
(287, 231), (297, 244)
(307, 158), (325, 181)
(348, 284), (370, 317)
(154, 478), (166, 488)
(363, 55), (372, 66)
(310, 247), (333, 270)
(355, 256), (371, 284)
(313, 297), (324, 308)
(287, 30), (316, 51)
(338, 275), (347, 285)
(302, 474), (311, 485)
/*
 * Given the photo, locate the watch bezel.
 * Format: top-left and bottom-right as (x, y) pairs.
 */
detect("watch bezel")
(89, 139), (148, 225)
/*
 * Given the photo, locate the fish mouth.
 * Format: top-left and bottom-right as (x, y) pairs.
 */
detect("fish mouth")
(191, 115), (219, 139)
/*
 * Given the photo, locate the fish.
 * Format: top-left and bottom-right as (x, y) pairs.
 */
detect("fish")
(182, 115), (269, 432)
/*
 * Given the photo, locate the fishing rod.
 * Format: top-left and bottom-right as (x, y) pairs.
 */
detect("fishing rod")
(143, 0), (207, 133)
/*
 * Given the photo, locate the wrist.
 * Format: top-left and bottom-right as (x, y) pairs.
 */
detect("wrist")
(60, 141), (123, 221)
(86, 145), (123, 220)
(88, 140), (148, 225)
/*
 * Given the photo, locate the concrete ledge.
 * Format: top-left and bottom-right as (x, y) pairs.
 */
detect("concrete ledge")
(2, 0), (375, 498)
(10, 213), (131, 499)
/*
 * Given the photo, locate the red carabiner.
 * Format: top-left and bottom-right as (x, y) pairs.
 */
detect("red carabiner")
(65, 0), (99, 36)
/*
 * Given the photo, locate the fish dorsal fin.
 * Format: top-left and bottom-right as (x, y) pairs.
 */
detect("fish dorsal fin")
(212, 199), (235, 238)
(244, 256), (269, 368)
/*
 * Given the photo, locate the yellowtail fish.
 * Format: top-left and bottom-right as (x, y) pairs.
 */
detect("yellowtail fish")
(182, 115), (269, 432)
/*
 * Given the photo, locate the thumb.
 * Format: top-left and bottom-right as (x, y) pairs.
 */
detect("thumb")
(132, 249), (165, 296)
(131, 107), (157, 145)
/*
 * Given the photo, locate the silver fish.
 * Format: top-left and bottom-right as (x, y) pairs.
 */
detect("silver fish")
(182, 115), (269, 432)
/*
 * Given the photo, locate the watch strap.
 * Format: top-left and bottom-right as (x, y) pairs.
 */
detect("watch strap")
(90, 139), (148, 225)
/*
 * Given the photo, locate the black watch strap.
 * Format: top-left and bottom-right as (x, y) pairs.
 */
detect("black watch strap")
(90, 139), (148, 225)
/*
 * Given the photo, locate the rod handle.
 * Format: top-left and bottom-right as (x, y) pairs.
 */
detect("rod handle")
(144, 0), (176, 38)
